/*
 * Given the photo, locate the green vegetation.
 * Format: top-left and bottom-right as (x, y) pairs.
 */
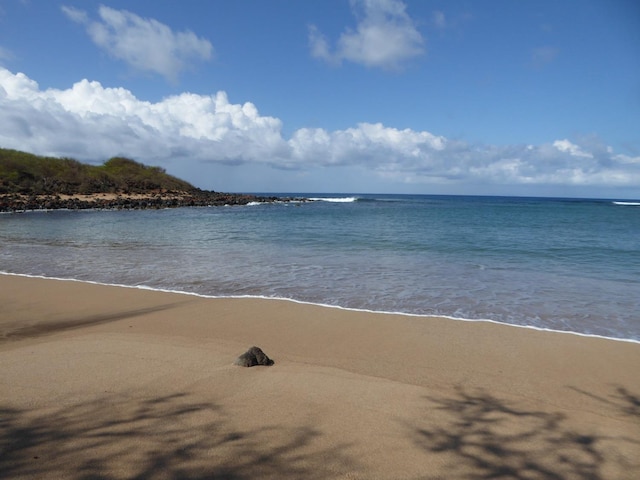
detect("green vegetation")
(0, 148), (196, 195)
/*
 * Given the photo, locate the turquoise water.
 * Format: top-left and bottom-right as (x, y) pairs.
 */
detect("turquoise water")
(1, 194), (639, 341)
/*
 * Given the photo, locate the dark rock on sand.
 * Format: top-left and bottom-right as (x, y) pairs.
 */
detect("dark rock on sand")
(234, 346), (274, 367)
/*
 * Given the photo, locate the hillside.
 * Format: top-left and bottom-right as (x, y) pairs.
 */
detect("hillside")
(0, 148), (291, 211)
(0, 148), (195, 195)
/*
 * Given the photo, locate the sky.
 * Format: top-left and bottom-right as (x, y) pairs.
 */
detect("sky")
(1, 0), (639, 198)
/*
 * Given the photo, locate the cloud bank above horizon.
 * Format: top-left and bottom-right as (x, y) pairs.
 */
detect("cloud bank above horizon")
(1, 66), (638, 194)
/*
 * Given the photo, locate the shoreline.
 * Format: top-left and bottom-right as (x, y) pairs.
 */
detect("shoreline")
(0, 192), (308, 212)
(2, 271), (638, 345)
(1, 273), (639, 478)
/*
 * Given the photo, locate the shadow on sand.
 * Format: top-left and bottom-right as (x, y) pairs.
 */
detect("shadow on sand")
(409, 385), (640, 480)
(0, 392), (356, 479)
(0, 302), (191, 343)
(568, 385), (640, 419)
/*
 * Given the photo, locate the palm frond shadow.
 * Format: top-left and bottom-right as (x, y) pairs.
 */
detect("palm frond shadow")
(0, 392), (356, 479)
(409, 385), (640, 480)
(569, 385), (640, 418)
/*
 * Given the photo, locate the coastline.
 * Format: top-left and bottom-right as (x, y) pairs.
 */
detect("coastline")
(4, 271), (639, 345)
(0, 192), (306, 212)
(1, 273), (639, 478)
(3, 194), (638, 342)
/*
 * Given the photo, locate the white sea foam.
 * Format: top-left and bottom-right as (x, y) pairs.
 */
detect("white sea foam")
(2, 272), (639, 345)
(308, 196), (358, 203)
(612, 201), (640, 206)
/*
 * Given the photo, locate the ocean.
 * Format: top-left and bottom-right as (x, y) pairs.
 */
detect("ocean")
(1, 194), (639, 342)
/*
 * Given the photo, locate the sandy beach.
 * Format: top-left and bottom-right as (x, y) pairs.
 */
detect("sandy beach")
(1, 273), (638, 479)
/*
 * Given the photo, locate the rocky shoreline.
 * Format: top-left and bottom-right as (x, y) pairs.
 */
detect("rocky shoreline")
(0, 191), (306, 212)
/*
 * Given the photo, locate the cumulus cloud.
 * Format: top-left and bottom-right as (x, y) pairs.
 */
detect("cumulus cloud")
(0, 68), (287, 165)
(61, 5), (213, 82)
(1, 67), (638, 191)
(309, 0), (425, 70)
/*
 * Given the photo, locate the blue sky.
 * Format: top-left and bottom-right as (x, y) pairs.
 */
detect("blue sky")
(1, 0), (639, 198)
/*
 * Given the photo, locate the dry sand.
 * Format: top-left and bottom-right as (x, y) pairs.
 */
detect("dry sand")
(1, 273), (638, 479)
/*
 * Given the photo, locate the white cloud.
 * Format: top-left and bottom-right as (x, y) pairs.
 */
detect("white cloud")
(308, 25), (333, 65)
(1, 67), (639, 192)
(289, 123), (446, 171)
(0, 67), (286, 164)
(62, 5), (213, 82)
(309, 0), (425, 70)
(553, 139), (593, 158)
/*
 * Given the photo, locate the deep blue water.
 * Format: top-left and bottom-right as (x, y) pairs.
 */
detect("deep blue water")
(1, 194), (639, 341)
